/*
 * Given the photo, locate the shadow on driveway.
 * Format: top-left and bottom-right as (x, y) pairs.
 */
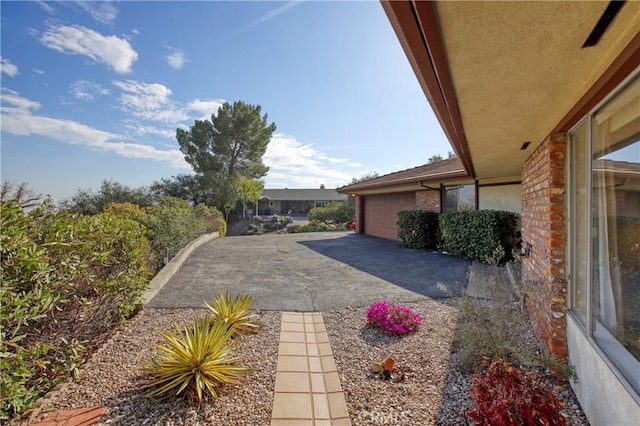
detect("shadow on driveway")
(298, 233), (470, 299)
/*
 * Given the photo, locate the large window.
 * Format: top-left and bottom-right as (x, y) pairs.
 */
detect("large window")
(443, 184), (475, 212)
(568, 72), (640, 393)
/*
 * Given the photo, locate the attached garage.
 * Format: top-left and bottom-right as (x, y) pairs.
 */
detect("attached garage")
(362, 192), (416, 240)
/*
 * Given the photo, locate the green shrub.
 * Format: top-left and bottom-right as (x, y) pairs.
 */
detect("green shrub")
(145, 197), (221, 268)
(468, 357), (567, 425)
(397, 210), (440, 249)
(0, 202), (89, 421)
(439, 210), (519, 264)
(307, 202), (353, 225)
(288, 221), (333, 233)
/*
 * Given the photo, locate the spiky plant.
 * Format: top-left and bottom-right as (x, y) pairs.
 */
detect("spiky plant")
(142, 315), (250, 402)
(204, 291), (263, 335)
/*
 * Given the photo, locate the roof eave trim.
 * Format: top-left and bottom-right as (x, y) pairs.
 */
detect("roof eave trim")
(381, 0), (476, 177)
(337, 169), (469, 193)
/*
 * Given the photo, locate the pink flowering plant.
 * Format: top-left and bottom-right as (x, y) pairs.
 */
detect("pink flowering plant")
(366, 301), (422, 335)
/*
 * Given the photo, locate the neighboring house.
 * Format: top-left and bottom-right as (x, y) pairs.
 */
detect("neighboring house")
(341, 1), (639, 423)
(257, 186), (347, 215)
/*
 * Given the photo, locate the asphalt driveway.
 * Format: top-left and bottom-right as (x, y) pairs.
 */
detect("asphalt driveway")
(147, 231), (471, 311)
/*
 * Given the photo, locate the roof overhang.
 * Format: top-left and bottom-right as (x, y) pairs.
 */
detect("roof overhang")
(382, 0), (640, 180)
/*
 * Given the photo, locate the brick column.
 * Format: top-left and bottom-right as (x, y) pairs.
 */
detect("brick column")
(415, 189), (441, 212)
(354, 195), (364, 234)
(521, 133), (568, 359)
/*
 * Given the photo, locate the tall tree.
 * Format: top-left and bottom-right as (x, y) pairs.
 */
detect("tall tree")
(176, 101), (275, 215)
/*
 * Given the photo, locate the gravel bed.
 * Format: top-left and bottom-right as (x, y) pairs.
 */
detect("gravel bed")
(32, 301), (589, 425)
(325, 299), (589, 426)
(33, 308), (280, 426)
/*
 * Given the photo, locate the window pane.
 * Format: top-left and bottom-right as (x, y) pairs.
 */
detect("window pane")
(569, 121), (588, 324)
(458, 185), (476, 211)
(444, 184), (475, 212)
(444, 186), (458, 212)
(592, 76), (640, 390)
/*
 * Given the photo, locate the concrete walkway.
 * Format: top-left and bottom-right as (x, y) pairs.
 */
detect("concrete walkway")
(272, 312), (351, 425)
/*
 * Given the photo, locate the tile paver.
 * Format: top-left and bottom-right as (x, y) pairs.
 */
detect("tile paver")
(272, 312), (351, 425)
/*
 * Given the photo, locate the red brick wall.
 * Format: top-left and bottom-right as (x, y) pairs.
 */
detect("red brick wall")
(354, 196), (364, 234)
(363, 193), (417, 240)
(415, 189), (441, 212)
(521, 133), (568, 359)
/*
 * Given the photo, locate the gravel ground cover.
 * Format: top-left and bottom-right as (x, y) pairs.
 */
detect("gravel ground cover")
(31, 301), (588, 425)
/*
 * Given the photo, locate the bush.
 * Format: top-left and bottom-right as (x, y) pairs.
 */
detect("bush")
(366, 301), (422, 335)
(307, 202), (354, 225)
(468, 357), (567, 425)
(287, 221), (333, 233)
(397, 210), (440, 249)
(439, 210), (519, 264)
(144, 197), (222, 268)
(0, 201), (74, 421)
(1, 199), (153, 421)
(142, 316), (250, 402)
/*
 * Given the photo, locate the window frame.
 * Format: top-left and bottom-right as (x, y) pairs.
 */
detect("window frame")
(567, 66), (640, 400)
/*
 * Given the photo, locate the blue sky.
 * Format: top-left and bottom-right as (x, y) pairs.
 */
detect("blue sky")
(1, 0), (451, 203)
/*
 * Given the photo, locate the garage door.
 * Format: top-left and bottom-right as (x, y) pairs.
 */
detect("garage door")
(363, 192), (416, 240)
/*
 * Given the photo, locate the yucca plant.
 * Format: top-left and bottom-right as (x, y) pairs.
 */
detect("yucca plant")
(204, 291), (263, 335)
(142, 315), (250, 402)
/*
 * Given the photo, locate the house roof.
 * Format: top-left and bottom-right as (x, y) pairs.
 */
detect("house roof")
(261, 188), (347, 202)
(381, 1), (640, 180)
(337, 157), (467, 194)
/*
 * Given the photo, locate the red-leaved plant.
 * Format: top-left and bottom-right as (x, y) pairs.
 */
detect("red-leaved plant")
(468, 357), (567, 426)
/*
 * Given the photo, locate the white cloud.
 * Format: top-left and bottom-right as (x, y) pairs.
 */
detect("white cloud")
(1, 57), (18, 77)
(187, 99), (226, 120)
(263, 134), (362, 188)
(76, 1), (118, 24)
(125, 124), (175, 139)
(33, 68), (45, 75)
(40, 25), (138, 74)
(240, 1), (300, 32)
(164, 46), (189, 70)
(36, 0), (55, 14)
(1, 89), (188, 169)
(113, 80), (188, 122)
(70, 80), (110, 100)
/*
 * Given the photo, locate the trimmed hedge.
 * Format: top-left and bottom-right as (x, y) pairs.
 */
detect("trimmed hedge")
(440, 210), (519, 264)
(307, 202), (354, 225)
(397, 210), (440, 249)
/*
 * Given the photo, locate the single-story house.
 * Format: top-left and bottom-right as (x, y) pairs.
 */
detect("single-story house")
(338, 157), (522, 240)
(339, 1), (640, 423)
(257, 186), (347, 215)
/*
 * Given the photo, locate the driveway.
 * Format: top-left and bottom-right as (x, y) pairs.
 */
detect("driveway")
(147, 231), (471, 311)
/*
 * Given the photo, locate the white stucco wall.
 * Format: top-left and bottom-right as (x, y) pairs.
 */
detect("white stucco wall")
(478, 184), (522, 213)
(567, 317), (640, 425)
